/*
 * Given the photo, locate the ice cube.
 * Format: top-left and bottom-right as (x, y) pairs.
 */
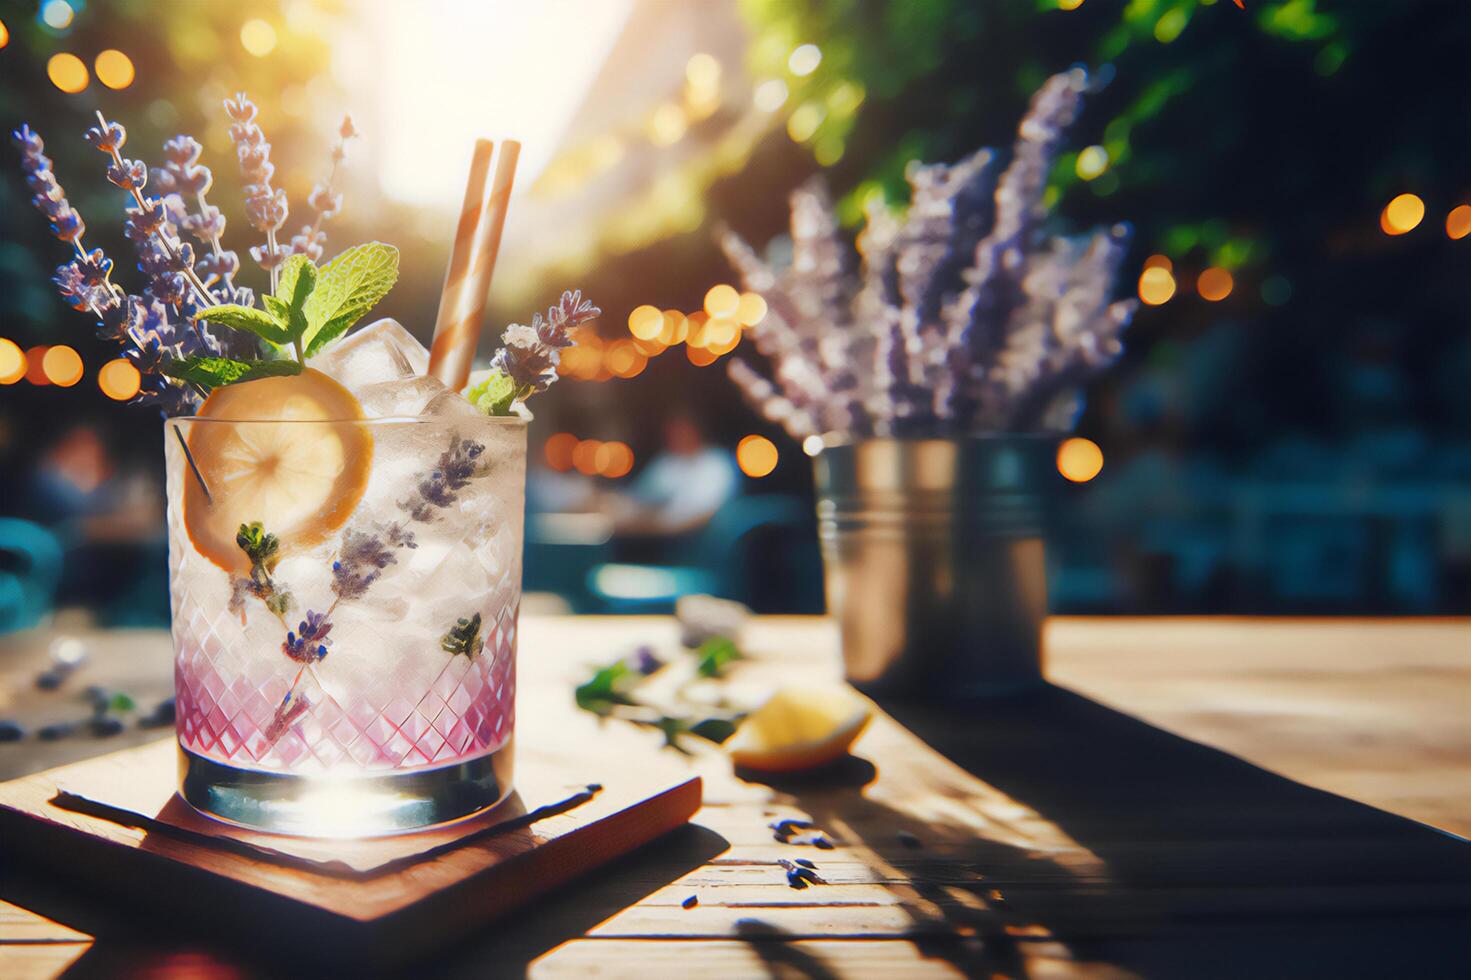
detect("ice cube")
(309, 318), (429, 392)
(423, 388), (484, 419)
(355, 375), (451, 419)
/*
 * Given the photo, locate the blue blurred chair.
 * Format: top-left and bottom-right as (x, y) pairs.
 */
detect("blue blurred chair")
(585, 494), (821, 613)
(0, 518), (64, 633)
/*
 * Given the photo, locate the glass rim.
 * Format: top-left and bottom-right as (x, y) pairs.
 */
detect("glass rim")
(166, 412), (531, 427)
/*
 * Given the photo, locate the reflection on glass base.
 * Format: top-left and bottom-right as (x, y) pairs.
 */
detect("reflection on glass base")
(177, 740), (514, 838)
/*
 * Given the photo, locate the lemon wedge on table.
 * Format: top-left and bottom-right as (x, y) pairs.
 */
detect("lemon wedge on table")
(726, 687), (874, 773)
(182, 368), (372, 573)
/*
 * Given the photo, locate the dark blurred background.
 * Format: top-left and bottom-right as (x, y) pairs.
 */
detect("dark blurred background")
(2, 0), (1469, 629)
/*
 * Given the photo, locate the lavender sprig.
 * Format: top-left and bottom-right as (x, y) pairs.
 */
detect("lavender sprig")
(402, 435), (488, 521)
(224, 92), (289, 291)
(12, 124), (199, 413)
(721, 67), (1137, 439)
(283, 610), (332, 664)
(472, 290), (601, 413)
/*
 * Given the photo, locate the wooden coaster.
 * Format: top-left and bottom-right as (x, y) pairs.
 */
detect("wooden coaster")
(0, 736), (701, 965)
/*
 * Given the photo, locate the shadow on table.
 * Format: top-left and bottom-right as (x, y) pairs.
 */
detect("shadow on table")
(742, 685), (1471, 980)
(4, 822), (728, 979)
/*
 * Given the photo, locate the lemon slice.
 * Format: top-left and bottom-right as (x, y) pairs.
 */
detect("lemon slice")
(726, 687), (873, 772)
(183, 368), (372, 572)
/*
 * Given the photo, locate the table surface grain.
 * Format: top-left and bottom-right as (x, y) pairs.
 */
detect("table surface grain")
(2, 616), (1469, 978)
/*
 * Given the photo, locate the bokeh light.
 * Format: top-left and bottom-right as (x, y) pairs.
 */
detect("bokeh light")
(47, 53), (89, 93)
(97, 358), (141, 401)
(802, 434), (826, 456)
(628, 304), (663, 340)
(787, 103), (824, 142)
(1138, 266), (1176, 305)
(572, 439), (602, 476)
(1381, 193), (1425, 235)
(1446, 205), (1471, 240)
(544, 432), (578, 472)
(0, 17), (11, 49)
(704, 284), (739, 318)
(788, 44), (822, 77)
(41, 1), (73, 30)
(43, 345), (84, 387)
(25, 347), (51, 386)
(1057, 438), (1105, 483)
(1075, 145), (1109, 181)
(94, 50), (135, 90)
(647, 103), (687, 147)
(735, 292), (768, 326)
(1059, 0), (1085, 9)
(687, 345), (718, 367)
(0, 339), (25, 385)
(686, 53), (719, 92)
(1142, 253), (1173, 272)
(240, 19), (278, 57)
(754, 79), (788, 112)
(1197, 267), (1234, 302)
(737, 435), (779, 478)
(595, 441), (634, 479)
(659, 310), (690, 345)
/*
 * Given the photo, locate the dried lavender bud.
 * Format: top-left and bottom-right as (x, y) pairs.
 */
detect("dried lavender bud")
(282, 610), (332, 664)
(83, 120), (127, 154)
(332, 527), (400, 600)
(680, 895), (698, 909)
(105, 158), (149, 191)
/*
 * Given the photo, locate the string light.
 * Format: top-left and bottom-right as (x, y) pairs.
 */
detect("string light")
(98, 358), (141, 400)
(42, 345), (84, 387)
(1381, 193), (1425, 235)
(0, 339), (24, 384)
(594, 441), (634, 479)
(737, 435), (779, 478)
(1197, 267), (1234, 302)
(572, 439), (602, 476)
(703, 284), (740, 318)
(544, 433), (578, 472)
(47, 53), (88, 93)
(1057, 438), (1104, 483)
(25, 347), (51, 386)
(736, 292), (768, 326)
(1447, 205), (1471, 240)
(1138, 266), (1176, 305)
(628, 305), (663, 340)
(94, 50), (135, 90)
(240, 19), (277, 57)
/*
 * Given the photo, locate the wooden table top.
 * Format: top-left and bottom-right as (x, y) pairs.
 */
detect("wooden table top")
(2, 616), (1469, 978)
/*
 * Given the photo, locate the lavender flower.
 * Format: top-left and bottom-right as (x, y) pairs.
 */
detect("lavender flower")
(720, 68), (1138, 439)
(486, 290), (601, 400)
(402, 435), (487, 522)
(331, 528), (400, 601)
(225, 92), (289, 287)
(283, 610), (333, 664)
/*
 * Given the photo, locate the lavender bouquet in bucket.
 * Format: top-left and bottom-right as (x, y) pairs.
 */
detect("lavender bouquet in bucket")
(721, 69), (1137, 697)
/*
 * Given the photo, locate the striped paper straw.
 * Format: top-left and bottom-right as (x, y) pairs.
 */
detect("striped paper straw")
(428, 139), (521, 392)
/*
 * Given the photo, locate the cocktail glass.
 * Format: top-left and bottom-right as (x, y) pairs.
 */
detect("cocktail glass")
(164, 405), (526, 836)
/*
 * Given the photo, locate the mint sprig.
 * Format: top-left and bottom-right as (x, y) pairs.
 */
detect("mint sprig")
(165, 356), (303, 388)
(183, 241), (400, 393)
(466, 369), (517, 416)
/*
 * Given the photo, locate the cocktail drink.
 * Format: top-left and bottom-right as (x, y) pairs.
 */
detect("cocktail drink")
(13, 95), (588, 837)
(166, 322), (526, 835)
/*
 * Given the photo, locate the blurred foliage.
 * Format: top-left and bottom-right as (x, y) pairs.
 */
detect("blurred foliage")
(1, 0), (346, 345)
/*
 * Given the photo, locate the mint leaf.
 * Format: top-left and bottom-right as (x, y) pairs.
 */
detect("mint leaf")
(165, 356), (303, 389)
(694, 636), (742, 678)
(275, 254), (319, 346)
(303, 242), (400, 357)
(262, 294), (290, 323)
(466, 370), (517, 415)
(194, 304), (290, 346)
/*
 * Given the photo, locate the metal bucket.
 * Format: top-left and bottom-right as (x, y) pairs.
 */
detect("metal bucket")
(813, 437), (1053, 699)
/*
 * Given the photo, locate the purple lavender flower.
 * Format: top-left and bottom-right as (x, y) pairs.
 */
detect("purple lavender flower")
(487, 290), (602, 398)
(283, 610), (333, 664)
(105, 158), (149, 191)
(83, 121), (126, 154)
(226, 92), (289, 284)
(331, 528), (400, 601)
(401, 435), (487, 522)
